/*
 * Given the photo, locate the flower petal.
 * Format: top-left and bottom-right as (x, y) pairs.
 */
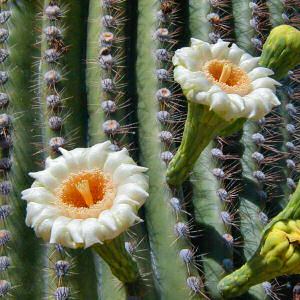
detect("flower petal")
(103, 148), (135, 175)
(26, 202), (59, 228)
(87, 141), (112, 169)
(81, 218), (106, 248)
(111, 204), (141, 232)
(35, 218), (56, 241)
(248, 67), (274, 81)
(251, 77), (281, 91)
(211, 39), (230, 59)
(240, 57), (260, 72)
(21, 187), (57, 205)
(28, 170), (60, 190)
(243, 88), (280, 120)
(67, 219), (84, 245)
(174, 66), (211, 97)
(228, 43), (245, 64)
(98, 210), (118, 232)
(121, 174), (149, 191)
(173, 41), (212, 71)
(50, 216), (75, 248)
(112, 164), (148, 186)
(116, 183), (149, 206)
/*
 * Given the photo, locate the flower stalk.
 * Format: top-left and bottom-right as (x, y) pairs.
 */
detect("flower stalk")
(166, 103), (229, 186)
(93, 233), (140, 283)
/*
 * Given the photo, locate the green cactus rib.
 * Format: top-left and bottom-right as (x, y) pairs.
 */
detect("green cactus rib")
(166, 103), (229, 186)
(136, 0), (206, 299)
(37, 1), (98, 299)
(278, 89), (295, 209)
(189, 2), (234, 298)
(85, 1), (124, 298)
(0, 1), (46, 299)
(86, 0), (156, 299)
(267, 0), (284, 27)
(218, 180), (300, 298)
(232, 1), (270, 298)
(189, 0), (211, 43)
(191, 143), (234, 300)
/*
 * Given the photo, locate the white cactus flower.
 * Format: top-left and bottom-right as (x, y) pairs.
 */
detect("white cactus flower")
(22, 141), (149, 249)
(172, 38), (281, 121)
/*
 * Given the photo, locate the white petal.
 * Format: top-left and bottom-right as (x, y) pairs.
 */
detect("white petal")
(239, 53), (253, 63)
(248, 67), (274, 81)
(121, 174), (149, 191)
(211, 39), (230, 59)
(35, 218), (55, 241)
(209, 92), (229, 111)
(112, 164), (148, 186)
(114, 194), (141, 207)
(228, 43), (245, 64)
(103, 148), (134, 175)
(116, 183), (149, 206)
(87, 141), (112, 169)
(59, 148), (87, 172)
(21, 187), (57, 205)
(68, 148), (89, 170)
(48, 160), (70, 181)
(243, 88), (280, 120)
(50, 216), (75, 248)
(98, 210), (118, 231)
(67, 219), (84, 244)
(81, 218), (106, 248)
(29, 170), (60, 190)
(240, 57), (260, 72)
(227, 94), (245, 112)
(173, 40), (213, 71)
(190, 38), (209, 47)
(111, 204), (141, 231)
(174, 66), (211, 96)
(251, 77), (281, 91)
(26, 202), (59, 228)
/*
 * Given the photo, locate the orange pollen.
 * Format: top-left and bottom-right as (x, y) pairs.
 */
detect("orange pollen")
(55, 169), (115, 219)
(203, 59), (252, 96)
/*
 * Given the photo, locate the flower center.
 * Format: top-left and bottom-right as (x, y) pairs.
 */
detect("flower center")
(203, 59), (252, 96)
(55, 169), (115, 219)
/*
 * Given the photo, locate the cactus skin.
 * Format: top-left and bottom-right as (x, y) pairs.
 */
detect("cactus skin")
(136, 0), (205, 299)
(260, 25), (300, 80)
(189, 2), (236, 299)
(2, 1), (46, 299)
(218, 180), (300, 298)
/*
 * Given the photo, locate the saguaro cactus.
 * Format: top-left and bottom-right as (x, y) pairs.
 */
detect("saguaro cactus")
(0, 0), (299, 299)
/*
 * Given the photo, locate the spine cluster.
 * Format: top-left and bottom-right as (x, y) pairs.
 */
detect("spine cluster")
(0, 0), (12, 297)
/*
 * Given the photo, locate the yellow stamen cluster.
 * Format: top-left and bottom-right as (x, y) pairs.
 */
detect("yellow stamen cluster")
(55, 169), (115, 219)
(203, 59), (252, 96)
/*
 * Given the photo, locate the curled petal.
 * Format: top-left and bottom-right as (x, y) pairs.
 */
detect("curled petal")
(103, 148), (135, 175)
(50, 216), (74, 248)
(29, 170), (60, 190)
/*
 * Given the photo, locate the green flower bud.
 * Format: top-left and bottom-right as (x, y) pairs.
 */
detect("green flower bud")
(260, 25), (300, 80)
